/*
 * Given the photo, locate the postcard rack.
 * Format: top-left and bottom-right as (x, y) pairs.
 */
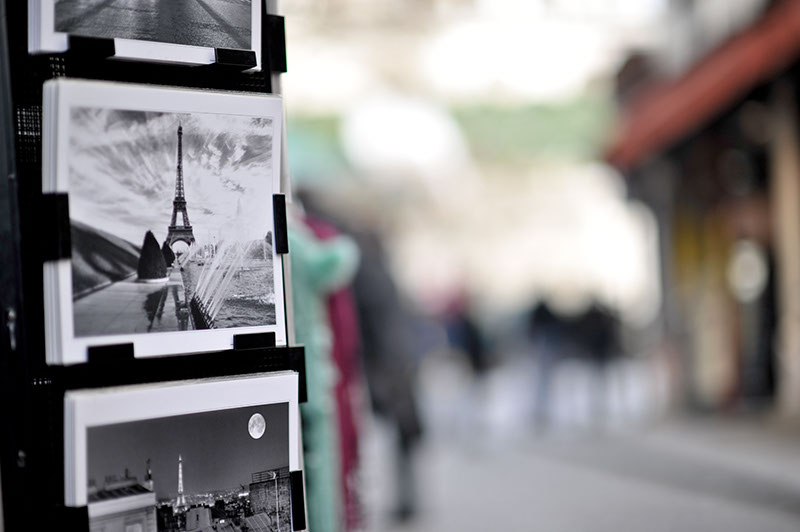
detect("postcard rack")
(0, 1), (307, 530)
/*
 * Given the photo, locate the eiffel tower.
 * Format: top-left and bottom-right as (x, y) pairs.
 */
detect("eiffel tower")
(165, 124), (195, 249)
(175, 454), (187, 511)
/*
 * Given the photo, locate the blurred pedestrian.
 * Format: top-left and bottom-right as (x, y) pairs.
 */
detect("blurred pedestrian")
(441, 291), (491, 379)
(528, 298), (620, 429)
(352, 230), (424, 523)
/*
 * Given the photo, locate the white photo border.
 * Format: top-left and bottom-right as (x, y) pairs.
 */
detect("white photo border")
(44, 79), (286, 365)
(30, 0), (262, 69)
(65, 372), (300, 508)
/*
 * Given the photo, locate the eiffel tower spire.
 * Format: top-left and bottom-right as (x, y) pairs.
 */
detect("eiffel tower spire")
(166, 123), (195, 250)
(175, 454), (187, 510)
(175, 123), (185, 200)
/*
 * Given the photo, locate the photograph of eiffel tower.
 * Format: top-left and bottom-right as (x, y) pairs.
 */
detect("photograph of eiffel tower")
(85, 402), (292, 532)
(64, 104), (278, 339)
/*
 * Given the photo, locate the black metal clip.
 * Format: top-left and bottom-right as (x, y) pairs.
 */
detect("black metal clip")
(288, 346), (307, 404)
(86, 342), (134, 364)
(40, 193), (71, 262)
(273, 193), (289, 255)
(290, 470), (307, 531)
(67, 36), (116, 60)
(210, 48), (258, 71)
(263, 15), (287, 73)
(233, 331), (276, 351)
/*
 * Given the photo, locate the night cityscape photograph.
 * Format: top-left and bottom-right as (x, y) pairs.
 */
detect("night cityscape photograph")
(86, 402), (291, 532)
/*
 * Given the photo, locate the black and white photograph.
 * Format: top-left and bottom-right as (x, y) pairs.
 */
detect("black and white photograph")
(29, 0), (262, 66)
(65, 373), (301, 532)
(44, 80), (286, 364)
(55, 0), (252, 50)
(87, 405), (291, 532)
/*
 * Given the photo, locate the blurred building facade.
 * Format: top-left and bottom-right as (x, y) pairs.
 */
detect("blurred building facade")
(608, 0), (800, 418)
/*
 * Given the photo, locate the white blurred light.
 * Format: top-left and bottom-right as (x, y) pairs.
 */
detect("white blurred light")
(727, 240), (768, 304)
(613, 0), (667, 25)
(284, 44), (375, 112)
(475, 0), (546, 20)
(389, 163), (661, 323)
(421, 19), (610, 103)
(340, 92), (472, 179)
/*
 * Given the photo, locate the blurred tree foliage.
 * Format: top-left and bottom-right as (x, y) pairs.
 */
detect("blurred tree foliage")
(287, 96), (612, 179)
(451, 97), (612, 165)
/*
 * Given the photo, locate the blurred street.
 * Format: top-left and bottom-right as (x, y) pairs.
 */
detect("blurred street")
(281, 1), (800, 531)
(362, 354), (800, 532)
(55, 0), (251, 49)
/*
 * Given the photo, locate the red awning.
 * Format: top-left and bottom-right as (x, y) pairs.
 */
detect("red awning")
(606, 1), (800, 172)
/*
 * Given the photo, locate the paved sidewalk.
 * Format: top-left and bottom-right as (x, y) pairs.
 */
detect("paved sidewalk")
(362, 418), (800, 532)
(361, 353), (800, 532)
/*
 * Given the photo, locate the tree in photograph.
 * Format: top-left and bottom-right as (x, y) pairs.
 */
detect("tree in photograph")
(161, 240), (176, 267)
(137, 231), (167, 280)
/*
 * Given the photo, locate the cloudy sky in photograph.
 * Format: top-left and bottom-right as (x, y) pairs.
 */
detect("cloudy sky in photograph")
(87, 402), (289, 500)
(67, 107), (274, 248)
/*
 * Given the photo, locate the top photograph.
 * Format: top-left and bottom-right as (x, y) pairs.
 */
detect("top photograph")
(29, 0), (263, 67)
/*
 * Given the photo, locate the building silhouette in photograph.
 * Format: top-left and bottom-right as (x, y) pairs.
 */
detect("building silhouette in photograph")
(87, 466), (157, 532)
(88, 453), (292, 532)
(249, 467), (291, 532)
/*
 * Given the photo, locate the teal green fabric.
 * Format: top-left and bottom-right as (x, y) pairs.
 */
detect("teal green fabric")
(289, 219), (359, 532)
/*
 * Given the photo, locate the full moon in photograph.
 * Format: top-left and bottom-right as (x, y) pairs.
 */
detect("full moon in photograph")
(248, 413), (266, 439)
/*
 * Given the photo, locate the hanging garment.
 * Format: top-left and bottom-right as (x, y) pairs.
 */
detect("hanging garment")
(306, 215), (365, 531)
(289, 216), (359, 532)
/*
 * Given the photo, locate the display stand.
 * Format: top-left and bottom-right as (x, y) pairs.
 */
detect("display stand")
(0, 1), (305, 530)
(38, 192), (70, 261)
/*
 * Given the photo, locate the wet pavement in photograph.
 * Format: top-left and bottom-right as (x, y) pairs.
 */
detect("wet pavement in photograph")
(55, 0), (251, 49)
(73, 269), (190, 336)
